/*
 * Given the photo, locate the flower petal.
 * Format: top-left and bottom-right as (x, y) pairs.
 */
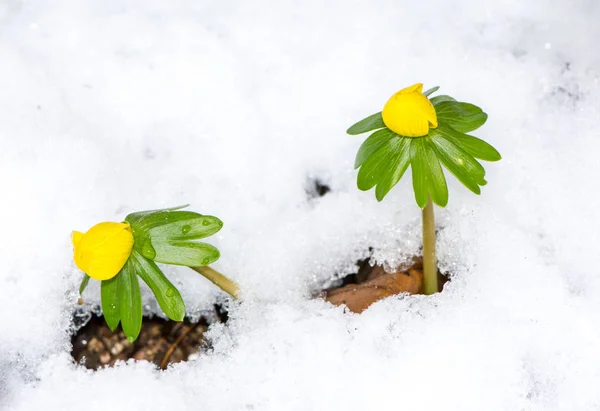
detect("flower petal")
(399, 83), (423, 94)
(73, 222), (134, 280)
(71, 231), (83, 247)
(382, 83), (438, 137)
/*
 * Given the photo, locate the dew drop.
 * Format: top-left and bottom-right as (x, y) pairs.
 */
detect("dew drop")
(142, 239), (156, 259)
(181, 224), (191, 234)
(202, 257), (210, 265)
(127, 336), (135, 342)
(166, 288), (175, 297)
(202, 220), (210, 226)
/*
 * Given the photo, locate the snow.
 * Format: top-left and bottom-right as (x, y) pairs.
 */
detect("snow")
(1, 0), (600, 409)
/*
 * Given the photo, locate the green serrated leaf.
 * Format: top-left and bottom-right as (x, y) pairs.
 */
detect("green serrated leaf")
(119, 258), (142, 342)
(79, 274), (90, 295)
(101, 275), (120, 331)
(430, 95), (456, 106)
(131, 250), (185, 321)
(410, 138), (448, 208)
(354, 128), (395, 169)
(357, 136), (401, 191)
(375, 137), (412, 201)
(347, 112), (385, 135)
(423, 86), (440, 97)
(435, 101), (488, 133)
(441, 126), (501, 162)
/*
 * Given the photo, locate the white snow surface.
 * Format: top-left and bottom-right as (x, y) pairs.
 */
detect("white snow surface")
(1, 0), (600, 410)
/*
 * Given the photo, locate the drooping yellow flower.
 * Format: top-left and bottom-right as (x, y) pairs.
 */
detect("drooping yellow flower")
(72, 222), (134, 280)
(382, 83), (438, 137)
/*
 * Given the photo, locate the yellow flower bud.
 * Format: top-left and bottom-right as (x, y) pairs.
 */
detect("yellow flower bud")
(382, 83), (438, 137)
(72, 222), (134, 281)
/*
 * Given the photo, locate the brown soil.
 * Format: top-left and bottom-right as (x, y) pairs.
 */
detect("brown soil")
(71, 313), (217, 370)
(71, 257), (447, 370)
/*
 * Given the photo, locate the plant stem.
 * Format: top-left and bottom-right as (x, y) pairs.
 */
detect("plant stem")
(422, 196), (438, 295)
(190, 266), (240, 299)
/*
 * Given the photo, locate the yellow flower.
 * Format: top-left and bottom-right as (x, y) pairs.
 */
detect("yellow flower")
(382, 83), (438, 137)
(72, 222), (134, 280)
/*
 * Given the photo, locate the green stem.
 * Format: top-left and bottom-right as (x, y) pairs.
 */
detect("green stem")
(422, 196), (438, 295)
(190, 266), (240, 299)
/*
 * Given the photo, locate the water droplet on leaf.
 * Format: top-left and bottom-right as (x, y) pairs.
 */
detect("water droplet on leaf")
(181, 224), (191, 234)
(202, 257), (210, 265)
(166, 288), (175, 297)
(127, 336), (135, 342)
(142, 239), (156, 259)
(202, 220), (210, 226)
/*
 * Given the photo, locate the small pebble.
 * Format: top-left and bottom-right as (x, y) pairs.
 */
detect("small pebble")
(99, 352), (111, 364)
(110, 342), (124, 355)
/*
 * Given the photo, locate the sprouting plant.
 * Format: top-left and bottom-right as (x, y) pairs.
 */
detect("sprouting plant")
(347, 83), (501, 294)
(73, 205), (239, 342)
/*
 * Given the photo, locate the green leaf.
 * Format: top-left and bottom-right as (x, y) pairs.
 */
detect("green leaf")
(435, 101), (488, 133)
(424, 139), (449, 208)
(347, 112), (385, 135)
(375, 137), (412, 201)
(410, 139), (429, 208)
(150, 240), (220, 267)
(127, 209), (223, 267)
(357, 136), (402, 191)
(430, 95), (456, 106)
(101, 275), (120, 331)
(432, 127), (487, 183)
(354, 128), (395, 169)
(440, 126), (501, 162)
(430, 127), (487, 195)
(131, 250), (185, 322)
(128, 211), (223, 242)
(79, 274), (90, 295)
(410, 138), (448, 208)
(125, 205), (189, 227)
(118, 258), (142, 342)
(422, 86), (440, 97)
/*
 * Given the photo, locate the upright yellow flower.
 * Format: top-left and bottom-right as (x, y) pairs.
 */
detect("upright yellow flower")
(382, 83), (438, 137)
(72, 222), (134, 280)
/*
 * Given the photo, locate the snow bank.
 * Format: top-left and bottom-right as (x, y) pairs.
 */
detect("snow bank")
(1, 0), (599, 409)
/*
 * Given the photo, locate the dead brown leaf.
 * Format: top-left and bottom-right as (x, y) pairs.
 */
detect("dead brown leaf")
(324, 259), (446, 314)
